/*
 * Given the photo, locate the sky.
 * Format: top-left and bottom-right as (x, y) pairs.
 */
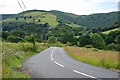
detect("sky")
(0, 0), (119, 15)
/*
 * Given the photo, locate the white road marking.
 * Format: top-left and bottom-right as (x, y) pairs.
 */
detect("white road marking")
(51, 48), (100, 79)
(54, 61), (64, 68)
(73, 70), (101, 80)
(50, 48), (64, 68)
(51, 57), (53, 61)
(51, 54), (53, 58)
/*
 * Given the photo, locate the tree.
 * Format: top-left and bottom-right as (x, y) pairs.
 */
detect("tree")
(115, 35), (120, 44)
(91, 33), (105, 49)
(106, 43), (118, 51)
(30, 16), (32, 18)
(24, 17), (26, 20)
(61, 32), (74, 45)
(38, 19), (41, 22)
(2, 31), (9, 40)
(48, 36), (57, 44)
(43, 23), (49, 27)
(16, 17), (18, 20)
(10, 30), (26, 38)
(79, 34), (92, 47)
(105, 36), (114, 45)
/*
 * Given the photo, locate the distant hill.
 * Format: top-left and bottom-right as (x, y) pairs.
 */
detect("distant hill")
(1, 14), (16, 20)
(50, 10), (118, 29)
(76, 12), (118, 28)
(2, 10), (119, 29)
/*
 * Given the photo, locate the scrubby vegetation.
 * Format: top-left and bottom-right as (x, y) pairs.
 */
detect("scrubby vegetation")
(2, 42), (49, 78)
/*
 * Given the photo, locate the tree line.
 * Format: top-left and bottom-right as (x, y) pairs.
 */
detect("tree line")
(2, 21), (120, 51)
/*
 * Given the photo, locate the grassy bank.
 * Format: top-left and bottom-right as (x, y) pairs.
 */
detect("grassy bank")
(2, 42), (49, 78)
(64, 46), (119, 70)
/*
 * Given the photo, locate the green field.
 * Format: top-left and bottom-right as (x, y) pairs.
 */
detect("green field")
(102, 28), (119, 34)
(3, 12), (58, 27)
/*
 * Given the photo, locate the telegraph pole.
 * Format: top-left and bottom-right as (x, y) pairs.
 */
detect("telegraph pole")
(32, 17), (36, 52)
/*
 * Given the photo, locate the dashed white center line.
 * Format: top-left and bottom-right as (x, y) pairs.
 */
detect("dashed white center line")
(54, 61), (65, 68)
(51, 57), (53, 61)
(50, 48), (100, 79)
(51, 54), (53, 58)
(51, 48), (64, 68)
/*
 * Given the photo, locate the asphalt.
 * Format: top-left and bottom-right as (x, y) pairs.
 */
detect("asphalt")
(23, 47), (119, 79)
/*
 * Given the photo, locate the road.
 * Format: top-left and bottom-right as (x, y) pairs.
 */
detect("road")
(23, 47), (119, 80)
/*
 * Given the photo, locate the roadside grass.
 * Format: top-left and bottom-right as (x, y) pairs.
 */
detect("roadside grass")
(64, 46), (119, 70)
(2, 42), (49, 78)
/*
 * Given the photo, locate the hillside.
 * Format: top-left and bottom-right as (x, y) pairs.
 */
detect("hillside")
(76, 12), (118, 28)
(1, 14), (16, 20)
(102, 28), (120, 34)
(50, 10), (118, 28)
(2, 11), (58, 27)
(2, 10), (118, 29)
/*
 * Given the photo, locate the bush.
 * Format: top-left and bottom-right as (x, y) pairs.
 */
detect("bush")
(48, 36), (57, 44)
(24, 36), (34, 42)
(92, 48), (99, 52)
(7, 36), (24, 43)
(84, 45), (93, 48)
(67, 42), (72, 46)
(106, 43), (119, 51)
(19, 43), (34, 51)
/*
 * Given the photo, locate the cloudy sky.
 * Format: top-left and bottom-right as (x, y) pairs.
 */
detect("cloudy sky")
(0, 0), (119, 15)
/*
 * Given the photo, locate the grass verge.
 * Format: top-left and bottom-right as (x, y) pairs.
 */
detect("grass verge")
(64, 46), (119, 71)
(2, 42), (49, 78)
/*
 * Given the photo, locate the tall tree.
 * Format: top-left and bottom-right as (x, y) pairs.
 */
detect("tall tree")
(91, 33), (105, 49)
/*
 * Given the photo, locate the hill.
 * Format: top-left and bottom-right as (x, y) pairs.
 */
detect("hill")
(76, 12), (118, 28)
(0, 14), (16, 20)
(50, 10), (118, 29)
(2, 11), (58, 27)
(2, 10), (118, 29)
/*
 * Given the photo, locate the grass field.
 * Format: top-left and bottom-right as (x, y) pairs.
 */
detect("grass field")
(102, 28), (119, 34)
(64, 46), (119, 70)
(2, 42), (49, 78)
(3, 12), (58, 27)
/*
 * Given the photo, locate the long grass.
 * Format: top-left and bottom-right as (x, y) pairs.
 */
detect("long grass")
(2, 42), (49, 78)
(64, 46), (119, 70)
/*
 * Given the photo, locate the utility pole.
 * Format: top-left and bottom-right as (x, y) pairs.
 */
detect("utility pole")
(32, 17), (36, 52)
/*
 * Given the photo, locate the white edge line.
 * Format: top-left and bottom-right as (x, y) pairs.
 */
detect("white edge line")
(54, 61), (64, 68)
(73, 70), (98, 79)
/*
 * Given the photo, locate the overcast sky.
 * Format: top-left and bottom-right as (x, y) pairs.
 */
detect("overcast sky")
(0, 0), (119, 15)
